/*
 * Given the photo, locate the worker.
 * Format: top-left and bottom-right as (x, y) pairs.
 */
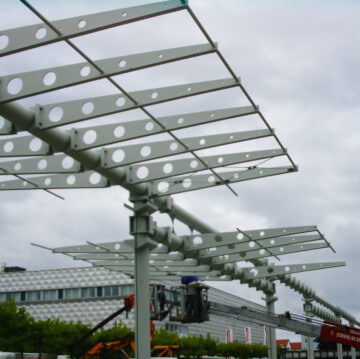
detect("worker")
(181, 276), (200, 316)
(181, 275), (199, 286)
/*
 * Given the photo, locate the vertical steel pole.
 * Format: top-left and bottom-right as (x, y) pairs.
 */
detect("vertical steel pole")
(351, 346), (356, 359)
(303, 296), (315, 359)
(266, 293), (278, 359)
(350, 323), (356, 359)
(335, 316), (343, 359)
(130, 196), (157, 359)
(337, 343), (343, 359)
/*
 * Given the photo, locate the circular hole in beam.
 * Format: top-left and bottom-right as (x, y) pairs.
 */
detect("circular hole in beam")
(83, 130), (97, 145)
(35, 27), (47, 39)
(62, 156), (74, 169)
(112, 149), (125, 163)
(0, 35), (9, 50)
(80, 66), (91, 77)
(48, 106), (64, 122)
(89, 172), (101, 184)
(7, 78), (23, 95)
(78, 20), (86, 28)
(43, 72), (56, 86)
(113, 126), (125, 138)
(136, 166), (149, 179)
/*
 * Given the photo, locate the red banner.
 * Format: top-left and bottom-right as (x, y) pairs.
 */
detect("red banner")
(321, 325), (360, 348)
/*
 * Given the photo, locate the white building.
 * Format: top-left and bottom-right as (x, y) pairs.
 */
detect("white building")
(0, 265), (267, 344)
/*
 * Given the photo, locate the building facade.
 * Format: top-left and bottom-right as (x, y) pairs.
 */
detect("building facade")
(0, 265), (267, 344)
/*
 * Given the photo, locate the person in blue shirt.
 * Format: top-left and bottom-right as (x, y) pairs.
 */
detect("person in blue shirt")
(181, 275), (199, 286)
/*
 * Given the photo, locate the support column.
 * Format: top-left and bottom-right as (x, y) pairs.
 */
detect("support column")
(337, 343), (343, 359)
(336, 316), (343, 359)
(351, 346), (356, 359)
(266, 292), (278, 359)
(350, 323), (356, 359)
(335, 312), (343, 359)
(303, 296), (315, 359)
(130, 195), (158, 359)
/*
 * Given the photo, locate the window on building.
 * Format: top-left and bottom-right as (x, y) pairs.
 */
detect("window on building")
(42, 290), (57, 300)
(0, 284), (133, 303)
(97, 287), (103, 297)
(81, 287), (96, 298)
(104, 286), (112, 297)
(12, 292), (21, 302)
(111, 286), (119, 296)
(0, 292), (20, 302)
(64, 288), (81, 299)
(121, 285), (133, 296)
(27, 291), (41, 301)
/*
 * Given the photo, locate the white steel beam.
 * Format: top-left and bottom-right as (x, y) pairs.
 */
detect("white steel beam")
(152, 166), (297, 197)
(0, 0), (188, 57)
(31, 78), (241, 129)
(241, 262), (346, 280)
(212, 243), (329, 264)
(199, 234), (323, 258)
(0, 43), (215, 103)
(184, 226), (319, 250)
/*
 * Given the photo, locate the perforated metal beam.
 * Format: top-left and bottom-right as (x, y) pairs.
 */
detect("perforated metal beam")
(0, 166), (294, 191)
(0, 0), (188, 57)
(0, 135), (50, 157)
(211, 243), (329, 264)
(32, 78), (240, 129)
(52, 240), (168, 254)
(152, 166), (297, 197)
(128, 148), (285, 184)
(68, 106), (258, 151)
(100, 129), (273, 169)
(103, 266), (222, 276)
(72, 252), (185, 261)
(241, 262), (346, 280)
(183, 226), (318, 251)
(0, 43), (215, 103)
(198, 234), (323, 258)
(0, 154), (81, 175)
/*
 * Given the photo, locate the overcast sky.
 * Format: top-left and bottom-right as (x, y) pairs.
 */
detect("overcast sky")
(0, 0), (359, 342)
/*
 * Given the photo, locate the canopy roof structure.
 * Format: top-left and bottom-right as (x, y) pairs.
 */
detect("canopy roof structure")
(0, 1), (357, 358)
(40, 225), (341, 281)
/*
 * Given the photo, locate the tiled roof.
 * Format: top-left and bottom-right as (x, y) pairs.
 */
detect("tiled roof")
(290, 342), (302, 350)
(277, 339), (291, 348)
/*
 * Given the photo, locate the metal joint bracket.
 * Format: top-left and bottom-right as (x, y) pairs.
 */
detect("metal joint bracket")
(132, 200), (158, 216)
(129, 187), (153, 202)
(129, 215), (156, 236)
(100, 148), (109, 168)
(163, 226), (177, 248)
(303, 295), (315, 315)
(156, 196), (174, 214)
(70, 128), (80, 150)
(263, 296), (278, 305)
(125, 237), (158, 250)
(34, 105), (44, 128)
(304, 302), (313, 314)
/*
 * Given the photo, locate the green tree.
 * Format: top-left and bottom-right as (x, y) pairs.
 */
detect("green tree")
(0, 300), (33, 357)
(91, 322), (134, 343)
(152, 327), (179, 346)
